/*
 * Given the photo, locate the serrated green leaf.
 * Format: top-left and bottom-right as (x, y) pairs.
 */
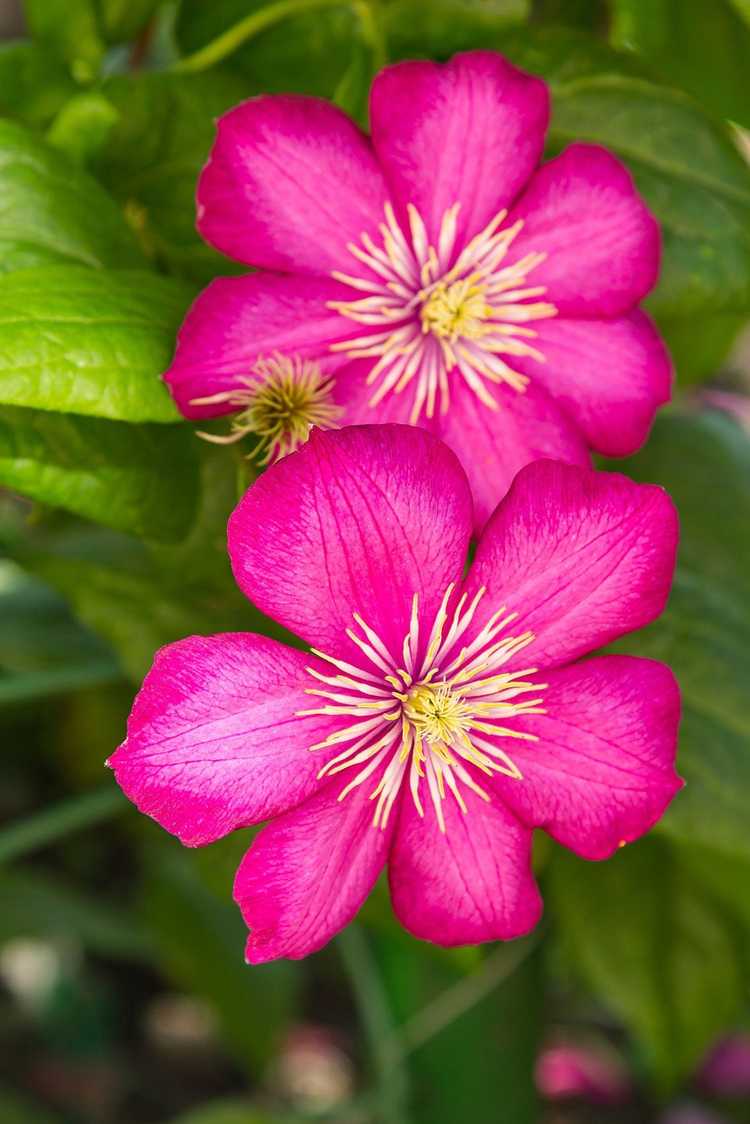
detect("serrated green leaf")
(0, 266), (189, 422)
(611, 0), (750, 128)
(0, 41), (77, 127)
(0, 405), (199, 542)
(547, 836), (745, 1091)
(607, 411), (750, 858)
(497, 28), (750, 320)
(0, 120), (143, 272)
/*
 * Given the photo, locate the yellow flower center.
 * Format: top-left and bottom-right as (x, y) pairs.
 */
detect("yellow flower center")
(419, 277), (489, 343)
(401, 681), (472, 744)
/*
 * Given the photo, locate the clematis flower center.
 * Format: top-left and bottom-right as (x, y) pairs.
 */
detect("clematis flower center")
(298, 583), (547, 833)
(419, 277), (489, 342)
(328, 202), (557, 424)
(401, 681), (473, 743)
(190, 352), (341, 464)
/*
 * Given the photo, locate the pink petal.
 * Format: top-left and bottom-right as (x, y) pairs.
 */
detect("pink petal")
(466, 459), (678, 670)
(197, 95), (388, 274)
(506, 144), (660, 317)
(513, 311), (672, 456)
(389, 787), (541, 946)
(163, 272), (355, 419)
(332, 358), (440, 427)
(370, 50), (548, 247)
(108, 634), (333, 846)
(436, 379), (589, 531)
(234, 778), (393, 962)
(228, 425), (473, 662)
(491, 656), (682, 860)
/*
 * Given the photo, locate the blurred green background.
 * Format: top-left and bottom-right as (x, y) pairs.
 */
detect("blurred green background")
(1, 1), (750, 1121)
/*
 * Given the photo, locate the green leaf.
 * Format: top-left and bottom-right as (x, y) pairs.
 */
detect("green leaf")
(373, 930), (542, 1123)
(0, 266), (189, 422)
(606, 410), (750, 860)
(0, 405), (199, 542)
(0, 120), (143, 273)
(498, 27), (750, 320)
(611, 0), (750, 128)
(140, 832), (301, 1072)
(0, 41), (78, 127)
(15, 449), (282, 679)
(164, 1104), (278, 1124)
(0, 1089), (62, 1124)
(175, 0), (360, 98)
(384, 0), (529, 58)
(23, 0), (104, 83)
(0, 868), (150, 959)
(94, 0), (164, 43)
(93, 69), (249, 281)
(547, 836), (746, 1091)
(0, 562), (119, 705)
(46, 92), (119, 167)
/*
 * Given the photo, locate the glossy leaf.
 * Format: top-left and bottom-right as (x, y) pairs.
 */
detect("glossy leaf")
(0, 266), (189, 422)
(0, 120), (143, 273)
(175, 0), (360, 97)
(23, 0), (104, 82)
(498, 27), (750, 320)
(0, 41), (77, 127)
(94, 70), (249, 281)
(607, 410), (750, 859)
(0, 405), (199, 542)
(547, 837), (745, 1091)
(611, 0), (750, 128)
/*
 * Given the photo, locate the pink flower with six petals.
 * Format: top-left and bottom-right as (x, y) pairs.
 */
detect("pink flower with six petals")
(110, 426), (682, 962)
(165, 50), (671, 527)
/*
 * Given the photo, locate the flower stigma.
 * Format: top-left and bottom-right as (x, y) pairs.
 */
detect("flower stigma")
(298, 584), (547, 834)
(189, 352), (341, 464)
(328, 202), (557, 424)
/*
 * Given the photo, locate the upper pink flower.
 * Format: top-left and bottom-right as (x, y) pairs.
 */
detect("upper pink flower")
(165, 50), (670, 527)
(109, 427), (682, 962)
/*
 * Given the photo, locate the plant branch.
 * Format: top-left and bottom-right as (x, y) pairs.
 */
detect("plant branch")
(337, 924), (412, 1124)
(0, 786), (126, 865)
(172, 0), (352, 73)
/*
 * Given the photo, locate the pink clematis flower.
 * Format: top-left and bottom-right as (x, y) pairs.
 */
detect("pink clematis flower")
(109, 427), (681, 962)
(165, 50), (671, 526)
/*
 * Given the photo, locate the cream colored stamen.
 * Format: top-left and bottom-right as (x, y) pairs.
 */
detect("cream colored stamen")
(298, 584), (547, 834)
(328, 202), (557, 424)
(189, 352), (341, 464)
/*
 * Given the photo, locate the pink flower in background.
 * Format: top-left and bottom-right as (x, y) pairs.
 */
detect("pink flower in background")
(698, 1033), (750, 1098)
(109, 427), (681, 962)
(535, 1042), (631, 1105)
(165, 50), (671, 526)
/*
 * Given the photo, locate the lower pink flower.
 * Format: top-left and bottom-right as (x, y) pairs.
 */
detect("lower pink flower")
(109, 426), (682, 962)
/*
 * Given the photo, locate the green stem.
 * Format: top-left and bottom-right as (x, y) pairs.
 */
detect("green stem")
(353, 0), (387, 70)
(172, 0), (352, 73)
(0, 786), (125, 865)
(396, 935), (540, 1057)
(337, 924), (412, 1124)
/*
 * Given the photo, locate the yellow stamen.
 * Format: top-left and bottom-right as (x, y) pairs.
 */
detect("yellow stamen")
(190, 352), (341, 463)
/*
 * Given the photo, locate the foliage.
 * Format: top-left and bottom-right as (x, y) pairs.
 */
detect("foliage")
(0, 1), (748, 1122)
